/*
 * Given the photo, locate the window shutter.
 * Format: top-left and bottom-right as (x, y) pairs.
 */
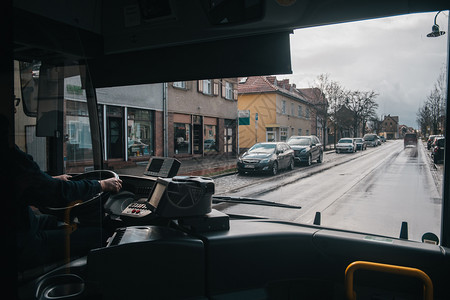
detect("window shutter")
(222, 82), (226, 98)
(214, 82), (219, 95)
(233, 89), (238, 100)
(198, 80), (203, 92)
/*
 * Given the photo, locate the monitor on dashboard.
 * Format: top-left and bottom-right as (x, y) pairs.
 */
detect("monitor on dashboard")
(144, 157), (181, 178)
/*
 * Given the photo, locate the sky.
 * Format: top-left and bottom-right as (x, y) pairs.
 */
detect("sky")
(279, 11), (449, 128)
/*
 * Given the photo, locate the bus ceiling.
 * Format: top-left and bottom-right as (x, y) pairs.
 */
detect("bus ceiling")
(12, 0), (448, 87)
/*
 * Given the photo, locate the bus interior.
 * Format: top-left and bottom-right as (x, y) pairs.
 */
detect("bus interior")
(3, 0), (450, 299)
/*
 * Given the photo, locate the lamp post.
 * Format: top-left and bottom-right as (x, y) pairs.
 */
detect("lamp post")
(427, 11), (446, 38)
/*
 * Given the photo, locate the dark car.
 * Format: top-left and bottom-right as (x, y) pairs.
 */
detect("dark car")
(287, 135), (323, 166)
(404, 133), (417, 148)
(237, 142), (294, 175)
(354, 138), (367, 151)
(363, 134), (379, 147)
(431, 137), (445, 164)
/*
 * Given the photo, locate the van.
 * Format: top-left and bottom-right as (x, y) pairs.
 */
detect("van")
(404, 133), (418, 148)
(363, 134), (379, 147)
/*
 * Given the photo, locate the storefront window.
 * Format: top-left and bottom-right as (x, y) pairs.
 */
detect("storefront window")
(127, 108), (153, 157)
(65, 100), (93, 163)
(204, 124), (217, 152)
(174, 123), (191, 154)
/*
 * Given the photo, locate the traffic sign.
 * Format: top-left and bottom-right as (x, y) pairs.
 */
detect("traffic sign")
(238, 110), (250, 125)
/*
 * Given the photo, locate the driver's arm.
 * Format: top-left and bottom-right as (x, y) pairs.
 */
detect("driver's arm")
(52, 174), (122, 193)
(14, 145), (122, 208)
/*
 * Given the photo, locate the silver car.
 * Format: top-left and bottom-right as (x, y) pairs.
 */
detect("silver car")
(336, 138), (356, 153)
(363, 134), (379, 147)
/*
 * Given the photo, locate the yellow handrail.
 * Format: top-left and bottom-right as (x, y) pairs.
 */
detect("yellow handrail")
(345, 261), (433, 300)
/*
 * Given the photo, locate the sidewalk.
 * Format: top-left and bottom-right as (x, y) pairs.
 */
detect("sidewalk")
(118, 154), (238, 178)
(176, 155), (238, 177)
(119, 145), (336, 178)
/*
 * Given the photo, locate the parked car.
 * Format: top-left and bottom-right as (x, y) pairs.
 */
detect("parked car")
(431, 137), (445, 164)
(428, 135), (443, 150)
(430, 135), (444, 150)
(404, 133), (418, 148)
(237, 142), (294, 175)
(287, 135), (323, 166)
(363, 134), (379, 147)
(204, 139), (217, 151)
(379, 135), (386, 143)
(354, 138), (367, 151)
(127, 139), (149, 156)
(336, 138), (356, 153)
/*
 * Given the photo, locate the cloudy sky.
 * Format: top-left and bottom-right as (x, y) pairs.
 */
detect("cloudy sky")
(279, 11), (449, 128)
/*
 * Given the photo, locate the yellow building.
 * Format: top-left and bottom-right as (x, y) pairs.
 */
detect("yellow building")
(238, 76), (318, 151)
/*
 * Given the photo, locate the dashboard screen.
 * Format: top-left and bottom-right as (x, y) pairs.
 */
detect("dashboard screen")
(144, 157), (181, 178)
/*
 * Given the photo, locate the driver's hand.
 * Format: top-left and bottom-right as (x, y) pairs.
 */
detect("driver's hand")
(53, 174), (72, 181)
(99, 177), (123, 193)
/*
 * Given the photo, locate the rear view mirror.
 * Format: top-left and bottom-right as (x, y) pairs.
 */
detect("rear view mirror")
(19, 60), (40, 117)
(35, 65), (64, 137)
(18, 61), (65, 137)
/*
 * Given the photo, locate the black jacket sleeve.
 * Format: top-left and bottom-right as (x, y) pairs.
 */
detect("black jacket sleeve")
(13, 146), (102, 208)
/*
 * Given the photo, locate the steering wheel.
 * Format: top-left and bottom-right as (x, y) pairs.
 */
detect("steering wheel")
(42, 170), (119, 224)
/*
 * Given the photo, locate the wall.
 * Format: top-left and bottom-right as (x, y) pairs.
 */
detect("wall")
(168, 80), (237, 119)
(238, 93), (277, 149)
(276, 94), (313, 137)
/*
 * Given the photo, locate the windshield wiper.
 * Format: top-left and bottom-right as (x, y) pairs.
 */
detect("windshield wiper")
(212, 196), (301, 209)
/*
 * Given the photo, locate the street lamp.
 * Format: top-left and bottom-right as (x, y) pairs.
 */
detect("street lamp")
(427, 11), (446, 38)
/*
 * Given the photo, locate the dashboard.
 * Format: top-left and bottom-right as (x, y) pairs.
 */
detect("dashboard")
(25, 172), (450, 300)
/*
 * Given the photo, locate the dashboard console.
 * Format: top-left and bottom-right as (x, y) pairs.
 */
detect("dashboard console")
(118, 176), (215, 221)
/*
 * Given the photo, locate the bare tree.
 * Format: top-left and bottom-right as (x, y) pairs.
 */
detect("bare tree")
(312, 74), (378, 143)
(345, 90), (379, 137)
(326, 80), (347, 145)
(308, 74), (330, 146)
(427, 86), (444, 135)
(416, 66), (447, 136)
(417, 103), (432, 136)
(359, 91), (379, 136)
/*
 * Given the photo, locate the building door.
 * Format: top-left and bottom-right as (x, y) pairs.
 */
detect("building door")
(266, 128), (276, 142)
(192, 115), (203, 154)
(224, 126), (233, 155)
(193, 125), (203, 154)
(107, 116), (124, 159)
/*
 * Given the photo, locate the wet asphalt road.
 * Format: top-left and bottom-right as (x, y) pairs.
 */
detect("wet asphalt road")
(213, 140), (442, 242)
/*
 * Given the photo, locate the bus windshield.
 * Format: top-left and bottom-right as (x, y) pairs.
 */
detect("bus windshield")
(15, 11), (448, 244)
(12, 8), (449, 291)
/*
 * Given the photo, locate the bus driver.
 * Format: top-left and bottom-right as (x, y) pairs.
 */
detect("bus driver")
(13, 144), (122, 270)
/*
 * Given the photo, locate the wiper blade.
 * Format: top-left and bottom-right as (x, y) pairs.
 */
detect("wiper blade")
(212, 196), (301, 209)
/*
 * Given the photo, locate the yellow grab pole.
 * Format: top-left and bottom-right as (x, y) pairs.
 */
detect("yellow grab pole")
(345, 261), (433, 300)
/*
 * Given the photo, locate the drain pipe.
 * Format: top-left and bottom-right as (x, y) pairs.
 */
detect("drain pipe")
(163, 82), (168, 157)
